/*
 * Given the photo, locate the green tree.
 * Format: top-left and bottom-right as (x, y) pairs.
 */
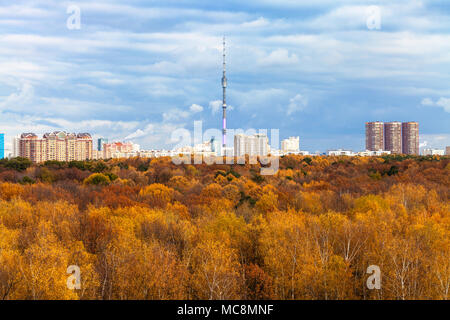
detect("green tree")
(3, 157), (32, 172)
(83, 173), (111, 186)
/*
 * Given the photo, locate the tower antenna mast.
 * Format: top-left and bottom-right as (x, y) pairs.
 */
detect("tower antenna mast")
(221, 36), (227, 150)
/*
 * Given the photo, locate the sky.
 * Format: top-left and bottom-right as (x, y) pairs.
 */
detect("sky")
(0, 0), (449, 153)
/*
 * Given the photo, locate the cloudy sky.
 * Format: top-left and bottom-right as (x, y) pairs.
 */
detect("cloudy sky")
(0, 0), (449, 153)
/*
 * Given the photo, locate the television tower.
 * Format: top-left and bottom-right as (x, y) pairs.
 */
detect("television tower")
(221, 36), (227, 150)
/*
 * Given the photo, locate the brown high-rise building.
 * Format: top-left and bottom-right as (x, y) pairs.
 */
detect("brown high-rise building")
(402, 122), (419, 155)
(19, 133), (46, 163)
(19, 131), (93, 163)
(384, 122), (402, 154)
(103, 142), (134, 158)
(365, 122), (384, 151)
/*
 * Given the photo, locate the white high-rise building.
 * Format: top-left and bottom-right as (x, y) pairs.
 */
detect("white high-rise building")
(234, 134), (246, 157)
(281, 136), (300, 154)
(234, 133), (269, 157)
(12, 135), (20, 158)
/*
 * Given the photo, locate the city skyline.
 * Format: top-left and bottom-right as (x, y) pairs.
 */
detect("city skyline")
(0, 1), (449, 154)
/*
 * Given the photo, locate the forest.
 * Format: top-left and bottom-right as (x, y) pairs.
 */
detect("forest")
(0, 154), (448, 300)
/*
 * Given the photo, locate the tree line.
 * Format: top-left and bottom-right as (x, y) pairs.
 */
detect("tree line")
(0, 155), (448, 299)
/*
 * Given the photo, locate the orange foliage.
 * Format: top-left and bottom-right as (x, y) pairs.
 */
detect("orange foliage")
(0, 155), (448, 299)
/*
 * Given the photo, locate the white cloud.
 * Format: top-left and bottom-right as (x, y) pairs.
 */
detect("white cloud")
(436, 97), (450, 113)
(258, 49), (299, 66)
(208, 100), (234, 114)
(123, 129), (145, 140)
(0, 82), (34, 109)
(420, 134), (450, 149)
(189, 103), (204, 113)
(0, 1), (449, 151)
(0, 5), (54, 18)
(121, 122), (183, 149)
(163, 104), (205, 122)
(37, 97), (133, 118)
(162, 108), (190, 122)
(287, 94), (308, 115)
(421, 97), (450, 113)
(421, 97), (433, 106)
(209, 100), (222, 114)
(232, 88), (286, 112)
(241, 17), (269, 28)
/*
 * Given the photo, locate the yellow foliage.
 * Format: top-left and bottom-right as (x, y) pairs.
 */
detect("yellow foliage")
(201, 183), (223, 198)
(167, 202), (190, 220)
(222, 184), (241, 205)
(139, 183), (174, 207)
(0, 182), (24, 200)
(191, 239), (241, 299)
(255, 192), (278, 213)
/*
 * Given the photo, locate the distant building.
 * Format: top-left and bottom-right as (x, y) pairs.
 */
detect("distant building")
(172, 139), (217, 157)
(446, 146), (450, 155)
(423, 148), (445, 156)
(328, 149), (355, 156)
(209, 137), (219, 154)
(402, 122), (419, 155)
(103, 141), (133, 154)
(281, 136), (300, 154)
(384, 122), (402, 154)
(234, 134), (246, 157)
(19, 131), (93, 163)
(131, 143), (140, 152)
(327, 149), (392, 157)
(234, 133), (269, 157)
(12, 135), (20, 157)
(366, 121), (419, 155)
(193, 140), (213, 153)
(102, 142), (132, 158)
(358, 150), (391, 156)
(0, 133), (4, 159)
(97, 138), (108, 151)
(138, 150), (173, 158)
(366, 122), (384, 151)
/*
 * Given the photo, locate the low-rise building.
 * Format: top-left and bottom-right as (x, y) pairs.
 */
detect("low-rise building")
(327, 149), (355, 156)
(103, 142), (134, 158)
(327, 149), (391, 157)
(423, 148), (445, 156)
(357, 150), (391, 156)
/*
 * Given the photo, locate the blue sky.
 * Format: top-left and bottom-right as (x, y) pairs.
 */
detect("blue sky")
(0, 0), (449, 153)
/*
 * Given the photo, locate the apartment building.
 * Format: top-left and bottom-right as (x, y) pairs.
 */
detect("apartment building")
(365, 122), (384, 151)
(19, 131), (93, 163)
(402, 122), (419, 155)
(234, 133), (269, 157)
(384, 122), (402, 154)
